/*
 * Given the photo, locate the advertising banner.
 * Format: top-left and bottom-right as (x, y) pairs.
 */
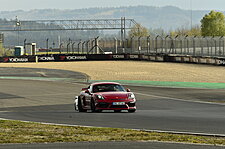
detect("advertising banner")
(3, 56), (35, 63)
(59, 55), (87, 61)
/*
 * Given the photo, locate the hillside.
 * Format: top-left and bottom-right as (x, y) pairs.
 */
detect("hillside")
(0, 6), (215, 31)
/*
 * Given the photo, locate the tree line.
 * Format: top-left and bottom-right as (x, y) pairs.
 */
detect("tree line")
(129, 10), (225, 37)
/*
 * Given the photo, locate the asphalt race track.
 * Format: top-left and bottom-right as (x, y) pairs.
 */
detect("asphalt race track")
(0, 68), (225, 148)
(1, 141), (225, 149)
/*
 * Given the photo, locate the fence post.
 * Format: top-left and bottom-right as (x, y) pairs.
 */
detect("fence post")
(200, 37), (204, 56)
(86, 40), (90, 55)
(214, 37), (217, 56)
(130, 36), (134, 54)
(82, 41), (86, 54)
(180, 37), (183, 55)
(184, 35), (189, 55)
(122, 39), (125, 54)
(155, 35), (164, 54)
(67, 42), (70, 54)
(78, 41), (81, 54)
(126, 38), (129, 54)
(95, 37), (99, 54)
(72, 42), (75, 54)
(114, 37), (118, 54)
(91, 39), (95, 54)
(193, 36), (197, 56)
(46, 38), (49, 55)
(202, 36), (208, 56)
(155, 35), (159, 54)
(165, 35), (170, 54)
(174, 35), (179, 54)
(59, 43), (63, 54)
(138, 36), (142, 55)
(221, 36), (225, 56)
(204, 37), (210, 56)
(147, 35), (151, 55)
(219, 36), (224, 56)
(210, 36), (214, 56)
(24, 39), (26, 55)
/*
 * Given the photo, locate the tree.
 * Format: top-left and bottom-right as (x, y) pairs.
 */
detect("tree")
(201, 10), (225, 36)
(149, 28), (166, 37)
(128, 24), (149, 37)
(170, 26), (201, 37)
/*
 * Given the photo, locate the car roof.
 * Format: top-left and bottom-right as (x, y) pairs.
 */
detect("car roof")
(91, 82), (121, 86)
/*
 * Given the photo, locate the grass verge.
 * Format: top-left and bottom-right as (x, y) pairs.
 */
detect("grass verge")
(0, 120), (225, 145)
(91, 80), (225, 89)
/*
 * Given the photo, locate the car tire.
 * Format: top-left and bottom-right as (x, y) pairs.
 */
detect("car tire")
(114, 110), (121, 113)
(74, 103), (77, 111)
(128, 109), (136, 113)
(90, 99), (96, 113)
(91, 99), (102, 113)
(74, 97), (78, 111)
(78, 97), (87, 112)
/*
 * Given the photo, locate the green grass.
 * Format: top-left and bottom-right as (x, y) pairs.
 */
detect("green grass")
(0, 120), (225, 145)
(91, 80), (225, 89)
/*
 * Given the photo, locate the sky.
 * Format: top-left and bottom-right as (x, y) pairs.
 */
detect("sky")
(0, 0), (224, 11)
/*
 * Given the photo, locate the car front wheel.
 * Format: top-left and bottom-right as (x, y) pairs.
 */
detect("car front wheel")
(91, 99), (102, 113)
(128, 109), (136, 113)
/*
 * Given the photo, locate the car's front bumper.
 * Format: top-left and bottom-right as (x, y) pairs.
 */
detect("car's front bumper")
(96, 101), (136, 110)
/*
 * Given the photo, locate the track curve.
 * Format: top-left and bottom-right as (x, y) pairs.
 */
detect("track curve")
(0, 77), (225, 135)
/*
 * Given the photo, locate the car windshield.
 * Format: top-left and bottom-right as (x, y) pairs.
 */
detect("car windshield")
(92, 84), (126, 93)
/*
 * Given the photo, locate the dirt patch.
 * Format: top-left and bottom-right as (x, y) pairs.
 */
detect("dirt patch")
(0, 61), (224, 83)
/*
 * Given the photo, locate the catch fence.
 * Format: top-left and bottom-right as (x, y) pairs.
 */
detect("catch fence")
(38, 36), (224, 57)
(96, 36), (225, 57)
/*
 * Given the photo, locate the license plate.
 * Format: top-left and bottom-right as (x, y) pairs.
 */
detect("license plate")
(112, 102), (125, 105)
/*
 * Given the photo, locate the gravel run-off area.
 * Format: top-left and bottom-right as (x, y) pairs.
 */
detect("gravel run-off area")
(0, 61), (224, 83)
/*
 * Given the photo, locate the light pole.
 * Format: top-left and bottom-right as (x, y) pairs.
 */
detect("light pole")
(16, 16), (21, 46)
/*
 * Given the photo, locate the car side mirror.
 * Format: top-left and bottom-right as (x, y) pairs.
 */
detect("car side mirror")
(82, 88), (88, 91)
(85, 90), (90, 94)
(126, 88), (131, 92)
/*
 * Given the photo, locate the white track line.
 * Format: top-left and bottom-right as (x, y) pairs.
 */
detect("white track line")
(134, 92), (225, 106)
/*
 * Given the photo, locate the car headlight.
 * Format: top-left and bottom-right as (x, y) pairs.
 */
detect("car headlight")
(96, 94), (105, 100)
(128, 93), (135, 99)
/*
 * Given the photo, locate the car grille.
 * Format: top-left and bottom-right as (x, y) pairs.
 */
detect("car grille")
(110, 105), (128, 109)
(128, 103), (135, 107)
(97, 102), (109, 108)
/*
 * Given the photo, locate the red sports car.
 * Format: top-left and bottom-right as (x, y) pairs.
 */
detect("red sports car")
(74, 82), (136, 113)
